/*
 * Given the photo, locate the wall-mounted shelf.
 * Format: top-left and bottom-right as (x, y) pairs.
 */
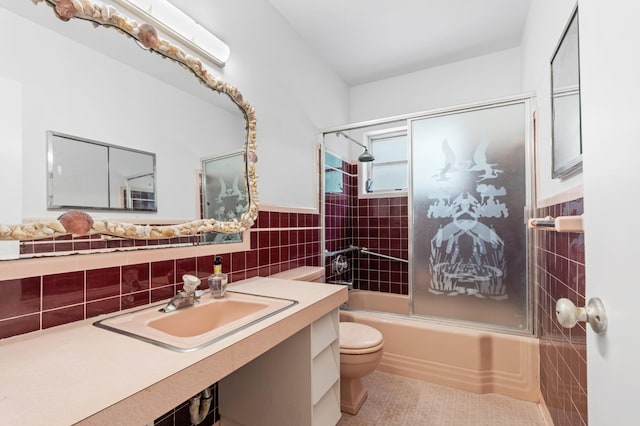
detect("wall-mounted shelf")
(527, 215), (583, 233)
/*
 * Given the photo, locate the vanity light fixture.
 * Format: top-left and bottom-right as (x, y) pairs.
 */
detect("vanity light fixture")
(111, 0), (230, 67)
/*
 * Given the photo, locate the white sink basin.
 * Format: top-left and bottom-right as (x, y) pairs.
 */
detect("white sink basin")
(94, 291), (297, 352)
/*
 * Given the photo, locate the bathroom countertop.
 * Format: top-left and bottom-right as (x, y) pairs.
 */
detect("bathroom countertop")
(0, 276), (346, 426)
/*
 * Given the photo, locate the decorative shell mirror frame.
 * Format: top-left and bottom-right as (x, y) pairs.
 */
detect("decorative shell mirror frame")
(0, 0), (258, 241)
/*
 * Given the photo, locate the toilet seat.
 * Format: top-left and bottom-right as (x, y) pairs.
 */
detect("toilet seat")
(339, 322), (384, 355)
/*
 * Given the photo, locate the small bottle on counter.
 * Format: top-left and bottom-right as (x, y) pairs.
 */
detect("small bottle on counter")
(208, 256), (228, 298)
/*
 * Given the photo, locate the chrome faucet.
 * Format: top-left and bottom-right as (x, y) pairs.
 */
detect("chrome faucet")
(160, 274), (204, 313)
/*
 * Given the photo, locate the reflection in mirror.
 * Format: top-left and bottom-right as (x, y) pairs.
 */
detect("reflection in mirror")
(47, 131), (157, 211)
(324, 153), (345, 194)
(551, 7), (581, 178)
(201, 151), (247, 244)
(0, 0), (258, 247)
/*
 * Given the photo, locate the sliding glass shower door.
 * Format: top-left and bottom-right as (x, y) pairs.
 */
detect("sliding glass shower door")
(410, 100), (532, 331)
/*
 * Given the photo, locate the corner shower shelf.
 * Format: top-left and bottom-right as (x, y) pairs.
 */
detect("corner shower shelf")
(527, 215), (583, 233)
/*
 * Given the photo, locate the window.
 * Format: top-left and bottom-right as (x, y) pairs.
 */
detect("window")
(361, 127), (408, 195)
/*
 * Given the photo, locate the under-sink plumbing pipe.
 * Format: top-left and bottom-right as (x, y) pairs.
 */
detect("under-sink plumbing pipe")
(189, 386), (213, 425)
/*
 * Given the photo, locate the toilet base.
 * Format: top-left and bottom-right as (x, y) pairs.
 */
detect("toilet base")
(340, 376), (367, 415)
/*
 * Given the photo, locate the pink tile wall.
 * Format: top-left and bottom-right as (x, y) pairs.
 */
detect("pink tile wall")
(535, 198), (587, 426)
(0, 209), (320, 340)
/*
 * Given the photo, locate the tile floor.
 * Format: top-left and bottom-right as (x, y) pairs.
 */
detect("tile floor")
(337, 371), (546, 426)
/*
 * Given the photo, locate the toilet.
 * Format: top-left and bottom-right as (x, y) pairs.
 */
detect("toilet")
(338, 321), (384, 414)
(269, 266), (385, 414)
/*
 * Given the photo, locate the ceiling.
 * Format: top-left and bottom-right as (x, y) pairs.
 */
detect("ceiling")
(268, 0), (532, 86)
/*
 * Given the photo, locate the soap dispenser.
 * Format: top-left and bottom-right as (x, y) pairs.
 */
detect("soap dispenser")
(208, 256), (228, 298)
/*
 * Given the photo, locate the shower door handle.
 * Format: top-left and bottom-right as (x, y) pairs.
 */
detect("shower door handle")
(555, 297), (608, 335)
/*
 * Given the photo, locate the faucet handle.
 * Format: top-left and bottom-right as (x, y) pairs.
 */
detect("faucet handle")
(182, 274), (200, 294)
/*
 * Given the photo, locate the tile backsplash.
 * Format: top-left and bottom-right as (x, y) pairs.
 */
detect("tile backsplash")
(535, 198), (586, 426)
(0, 208), (320, 340)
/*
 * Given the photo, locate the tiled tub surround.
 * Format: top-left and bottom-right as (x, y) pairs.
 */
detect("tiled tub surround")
(353, 196), (409, 294)
(324, 162), (356, 262)
(324, 159), (409, 294)
(535, 197), (587, 426)
(0, 277), (346, 425)
(0, 208), (321, 340)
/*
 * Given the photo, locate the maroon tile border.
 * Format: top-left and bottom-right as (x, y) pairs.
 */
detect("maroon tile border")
(0, 209), (321, 341)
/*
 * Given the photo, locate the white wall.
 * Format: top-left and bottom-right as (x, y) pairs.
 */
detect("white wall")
(351, 6), (584, 205)
(0, 77), (21, 258)
(350, 47), (522, 123)
(0, 0), (350, 221)
(169, 0), (351, 210)
(0, 3), (247, 222)
(520, 0), (582, 202)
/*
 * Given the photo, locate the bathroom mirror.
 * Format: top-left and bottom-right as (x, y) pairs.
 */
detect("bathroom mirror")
(550, 6), (582, 178)
(0, 0), (258, 242)
(47, 131), (157, 211)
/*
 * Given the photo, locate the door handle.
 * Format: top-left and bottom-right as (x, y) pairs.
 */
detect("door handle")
(555, 297), (608, 335)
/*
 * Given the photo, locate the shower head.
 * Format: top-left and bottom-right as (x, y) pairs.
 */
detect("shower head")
(358, 148), (375, 163)
(336, 131), (375, 163)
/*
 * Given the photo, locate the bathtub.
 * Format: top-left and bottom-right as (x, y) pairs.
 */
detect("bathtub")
(340, 290), (539, 402)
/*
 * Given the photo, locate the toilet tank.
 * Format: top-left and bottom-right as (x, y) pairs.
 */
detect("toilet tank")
(268, 266), (325, 283)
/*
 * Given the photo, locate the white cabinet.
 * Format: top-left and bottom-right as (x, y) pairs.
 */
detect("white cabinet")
(310, 311), (341, 425)
(220, 310), (341, 426)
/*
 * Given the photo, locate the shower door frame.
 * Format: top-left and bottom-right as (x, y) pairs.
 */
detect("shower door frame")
(320, 93), (537, 336)
(407, 95), (537, 336)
